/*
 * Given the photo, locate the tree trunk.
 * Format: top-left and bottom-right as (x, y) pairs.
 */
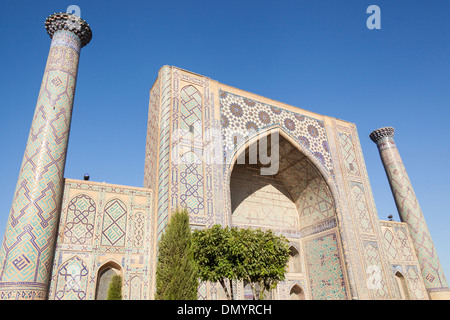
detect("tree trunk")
(219, 279), (231, 300)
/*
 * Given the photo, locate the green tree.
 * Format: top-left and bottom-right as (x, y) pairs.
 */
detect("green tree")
(155, 208), (198, 300)
(234, 228), (290, 300)
(107, 274), (123, 300)
(192, 225), (235, 300)
(192, 225), (290, 300)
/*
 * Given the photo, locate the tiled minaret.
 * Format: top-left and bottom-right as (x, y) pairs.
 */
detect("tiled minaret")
(0, 13), (92, 300)
(370, 127), (450, 299)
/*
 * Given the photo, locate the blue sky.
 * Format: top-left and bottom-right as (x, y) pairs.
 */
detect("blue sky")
(1, 0), (450, 288)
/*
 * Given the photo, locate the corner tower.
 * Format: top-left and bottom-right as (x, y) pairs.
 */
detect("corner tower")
(0, 12), (92, 300)
(370, 127), (450, 300)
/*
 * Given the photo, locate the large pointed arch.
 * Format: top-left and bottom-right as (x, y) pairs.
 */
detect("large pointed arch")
(226, 125), (338, 209)
(225, 125), (341, 228)
(226, 125), (350, 300)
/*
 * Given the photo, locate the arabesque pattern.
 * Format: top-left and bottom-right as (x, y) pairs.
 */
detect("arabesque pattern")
(220, 91), (333, 174)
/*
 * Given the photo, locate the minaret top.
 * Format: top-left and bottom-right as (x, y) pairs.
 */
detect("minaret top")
(369, 126), (395, 143)
(45, 12), (92, 47)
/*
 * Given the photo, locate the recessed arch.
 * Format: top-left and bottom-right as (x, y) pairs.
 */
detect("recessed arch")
(290, 284), (305, 300)
(101, 198), (127, 246)
(288, 246), (301, 273)
(64, 193), (96, 245)
(227, 125), (349, 299)
(95, 260), (123, 300)
(395, 271), (410, 300)
(227, 125), (337, 197)
(228, 126), (339, 230)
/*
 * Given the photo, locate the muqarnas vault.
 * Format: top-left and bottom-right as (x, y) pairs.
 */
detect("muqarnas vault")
(0, 12), (449, 300)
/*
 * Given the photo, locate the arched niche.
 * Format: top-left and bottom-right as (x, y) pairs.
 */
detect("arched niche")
(288, 246), (301, 274)
(228, 127), (348, 300)
(54, 255), (89, 300)
(290, 284), (305, 300)
(95, 260), (122, 300)
(395, 271), (410, 300)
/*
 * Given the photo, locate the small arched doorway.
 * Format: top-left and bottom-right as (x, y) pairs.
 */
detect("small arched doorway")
(290, 284), (305, 300)
(395, 271), (410, 300)
(95, 261), (122, 300)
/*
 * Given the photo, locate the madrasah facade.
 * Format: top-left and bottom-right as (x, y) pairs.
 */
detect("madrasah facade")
(0, 12), (449, 300)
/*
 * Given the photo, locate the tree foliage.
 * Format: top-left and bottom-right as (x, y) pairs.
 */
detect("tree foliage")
(107, 274), (123, 300)
(191, 225), (235, 299)
(235, 228), (290, 299)
(192, 225), (290, 300)
(155, 208), (198, 300)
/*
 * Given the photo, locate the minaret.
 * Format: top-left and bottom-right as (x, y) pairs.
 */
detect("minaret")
(370, 127), (450, 299)
(0, 12), (92, 300)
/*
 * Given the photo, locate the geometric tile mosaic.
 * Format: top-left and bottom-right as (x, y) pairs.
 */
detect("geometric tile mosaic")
(220, 91), (333, 174)
(64, 194), (96, 245)
(383, 228), (399, 260)
(179, 85), (205, 216)
(363, 243), (389, 299)
(47, 179), (153, 300)
(350, 183), (373, 234)
(54, 256), (88, 300)
(304, 232), (347, 300)
(338, 133), (360, 176)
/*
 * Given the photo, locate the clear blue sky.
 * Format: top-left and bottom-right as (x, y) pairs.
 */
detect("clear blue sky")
(1, 0), (450, 288)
